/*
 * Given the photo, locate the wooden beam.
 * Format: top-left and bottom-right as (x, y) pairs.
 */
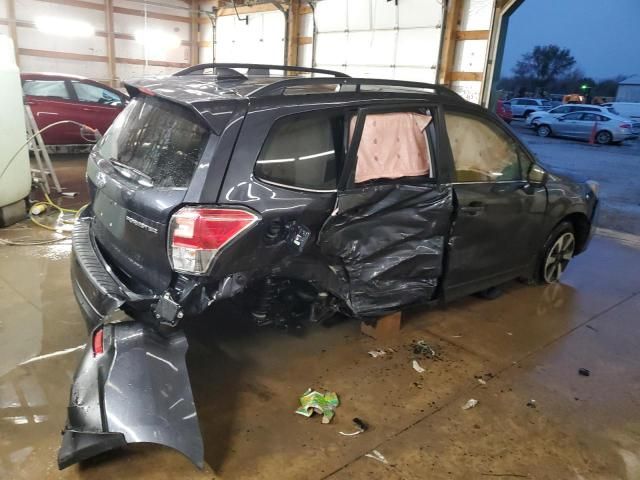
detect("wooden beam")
(450, 71), (483, 81)
(190, 0), (199, 64)
(438, 0), (463, 85)
(216, 2), (285, 17)
(286, 0), (300, 66)
(198, 40), (213, 48)
(6, 0), (19, 67)
(298, 35), (312, 45)
(34, 0), (104, 11)
(300, 3), (312, 15)
(455, 30), (490, 41)
(112, 6), (190, 24)
(18, 48), (189, 68)
(104, 0), (117, 87)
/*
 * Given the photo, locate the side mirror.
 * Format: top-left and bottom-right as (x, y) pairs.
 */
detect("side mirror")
(528, 164), (548, 186)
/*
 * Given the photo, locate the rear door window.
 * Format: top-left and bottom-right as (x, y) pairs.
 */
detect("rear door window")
(95, 96), (209, 188)
(22, 79), (71, 99)
(351, 110), (435, 184)
(255, 112), (343, 191)
(72, 81), (123, 106)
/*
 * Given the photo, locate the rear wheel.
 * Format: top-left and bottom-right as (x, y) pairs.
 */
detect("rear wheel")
(537, 124), (552, 137)
(534, 222), (576, 284)
(596, 130), (612, 145)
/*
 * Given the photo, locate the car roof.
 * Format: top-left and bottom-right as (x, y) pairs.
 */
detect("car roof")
(21, 72), (88, 81)
(124, 69), (465, 108)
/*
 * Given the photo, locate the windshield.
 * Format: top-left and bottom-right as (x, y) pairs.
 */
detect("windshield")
(95, 96), (209, 188)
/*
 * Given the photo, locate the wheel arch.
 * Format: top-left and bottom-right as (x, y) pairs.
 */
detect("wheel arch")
(560, 212), (591, 254)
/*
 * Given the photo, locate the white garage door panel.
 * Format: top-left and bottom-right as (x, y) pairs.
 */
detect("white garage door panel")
(396, 28), (440, 67)
(215, 11), (284, 64)
(315, 0), (443, 82)
(398, 0), (442, 28)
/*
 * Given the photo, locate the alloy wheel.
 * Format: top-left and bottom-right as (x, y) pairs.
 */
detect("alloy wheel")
(537, 125), (551, 137)
(543, 232), (575, 283)
(596, 131), (612, 144)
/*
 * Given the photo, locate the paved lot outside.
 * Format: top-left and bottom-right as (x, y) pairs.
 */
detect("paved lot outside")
(510, 120), (640, 235)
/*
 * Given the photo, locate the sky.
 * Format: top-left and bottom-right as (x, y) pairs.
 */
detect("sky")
(501, 0), (640, 80)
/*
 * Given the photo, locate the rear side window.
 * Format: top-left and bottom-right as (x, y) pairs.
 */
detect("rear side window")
(255, 112), (342, 191)
(72, 81), (122, 105)
(22, 79), (70, 99)
(95, 96), (209, 188)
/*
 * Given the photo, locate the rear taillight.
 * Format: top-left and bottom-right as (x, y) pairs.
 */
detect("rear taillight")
(620, 123), (631, 129)
(92, 328), (104, 356)
(169, 207), (259, 274)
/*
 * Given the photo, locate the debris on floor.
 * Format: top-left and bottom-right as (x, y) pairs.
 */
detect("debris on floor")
(526, 399), (537, 408)
(474, 373), (494, 384)
(295, 389), (340, 424)
(368, 348), (394, 358)
(339, 417), (368, 436)
(578, 368), (591, 377)
(365, 449), (389, 465)
(462, 398), (479, 410)
(411, 339), (440, 359)
(412, 360), (426, 373)
(477, 378), (487, 385)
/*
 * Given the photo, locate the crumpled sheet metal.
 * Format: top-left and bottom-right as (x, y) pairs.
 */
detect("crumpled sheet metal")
(318, 183), (453, 316)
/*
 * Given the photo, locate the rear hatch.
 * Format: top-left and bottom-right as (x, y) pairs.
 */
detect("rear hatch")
(87, 95), (211, 292)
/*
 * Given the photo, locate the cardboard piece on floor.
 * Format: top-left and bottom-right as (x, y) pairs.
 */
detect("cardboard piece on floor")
(361, 311), (402, 340)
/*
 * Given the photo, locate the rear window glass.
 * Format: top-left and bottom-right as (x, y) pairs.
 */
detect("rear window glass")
(255, 112), (343, 191)
(95, 96), (208, 188)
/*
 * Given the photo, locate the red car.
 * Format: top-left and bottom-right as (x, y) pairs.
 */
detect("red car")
(496, 99), (513, 124)
(21, 73), (127, 146)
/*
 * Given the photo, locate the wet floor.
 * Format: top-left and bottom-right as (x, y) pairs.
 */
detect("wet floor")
(2, 155), (640, 479)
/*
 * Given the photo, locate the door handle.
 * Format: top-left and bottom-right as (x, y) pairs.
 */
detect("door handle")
(460, 202), (485, 215)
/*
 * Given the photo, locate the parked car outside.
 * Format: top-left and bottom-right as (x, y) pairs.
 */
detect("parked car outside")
(509, 97), (552, 118)
(526, 103), (620, 128)
(59, 64), (599, 470)
(21, 73), (127, 146)
(600, 102), (640, 121)
(535, 111), (640, 144)
(495, 98), (512, 123)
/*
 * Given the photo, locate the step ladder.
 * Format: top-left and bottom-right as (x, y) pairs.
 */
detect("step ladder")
(24, 105), (62, 195)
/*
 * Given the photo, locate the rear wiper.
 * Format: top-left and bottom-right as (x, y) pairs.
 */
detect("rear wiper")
(110, 159), (154, 187)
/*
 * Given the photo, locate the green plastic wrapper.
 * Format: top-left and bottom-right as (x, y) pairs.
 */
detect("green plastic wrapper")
(295, 388), (340, 424)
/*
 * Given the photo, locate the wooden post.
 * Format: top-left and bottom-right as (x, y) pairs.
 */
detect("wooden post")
(438, 0), (463, 86)
(190, 0), (199, 65)
(104, 0), (117, 87)
(7, 0), (20, 67)
(361, 312), (403, 340)
(286, 0), (300, 66)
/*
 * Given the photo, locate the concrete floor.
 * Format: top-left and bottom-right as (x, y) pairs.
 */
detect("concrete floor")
(2, 155), (640, 479)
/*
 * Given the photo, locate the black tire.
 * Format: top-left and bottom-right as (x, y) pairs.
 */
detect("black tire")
(531, 221), (576, 285)
(595, 130), (612, 145)
(537, 124), (552, 137)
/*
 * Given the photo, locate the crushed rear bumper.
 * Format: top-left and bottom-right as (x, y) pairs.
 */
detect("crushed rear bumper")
(62, 214), (203, 469)
(58, 321), (204, 469)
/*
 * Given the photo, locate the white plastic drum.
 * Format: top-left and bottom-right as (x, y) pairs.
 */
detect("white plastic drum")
(0, 35), (30, 209)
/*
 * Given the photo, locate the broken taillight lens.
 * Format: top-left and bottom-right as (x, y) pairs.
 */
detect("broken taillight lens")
(169, 207), (259, 274)
(92, 328), (104, 356)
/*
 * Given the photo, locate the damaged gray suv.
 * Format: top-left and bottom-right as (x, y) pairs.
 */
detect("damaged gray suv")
(60, 64), (599, 469)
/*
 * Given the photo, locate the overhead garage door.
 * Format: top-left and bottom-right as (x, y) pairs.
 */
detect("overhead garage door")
(214, 10), (285, 64)
(313, 0), (444, 83)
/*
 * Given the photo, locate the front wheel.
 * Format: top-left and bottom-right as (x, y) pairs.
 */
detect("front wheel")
(535, 222), (576, 284)
(537, 124), (552, 137)
(596, 130), (612, 145)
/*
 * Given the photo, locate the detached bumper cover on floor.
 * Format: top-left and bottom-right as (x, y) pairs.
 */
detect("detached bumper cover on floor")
(58, 321), (204, 469)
